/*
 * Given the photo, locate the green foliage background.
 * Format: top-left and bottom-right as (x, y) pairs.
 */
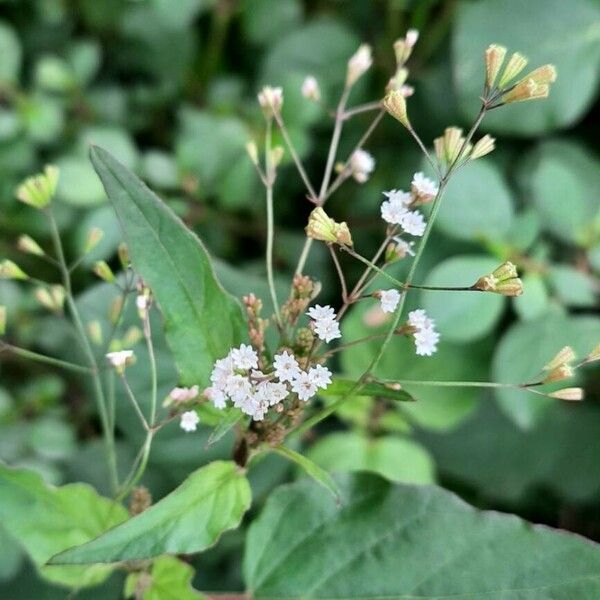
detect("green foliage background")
(0, 0), (599, 596)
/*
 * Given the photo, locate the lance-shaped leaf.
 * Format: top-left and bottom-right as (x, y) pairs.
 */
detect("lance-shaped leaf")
(245, 473), (600, 598)
(50, 460), (251, 564)
(90, 145), (245, 386)
(321, 378), (414, 402)
(0, 462), (128, 588)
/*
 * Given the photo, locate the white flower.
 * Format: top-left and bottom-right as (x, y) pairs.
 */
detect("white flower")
(307, 305), (335, 321)
(383, 189), (412, 206)
(267, 381), (289, 405)
(314, 318), (341, 343)
(347, 44), (372, 86)
(408, 309), (434, 330)
(405, 29), (419, 48)
(204, 386), (227, 409)
(180, 410), (200, 432)
(414, 327), (440, 356)
(225, 374), (252, 404)
(257, 86), (283, 115)
(273, 351), (301, 383)
(302, 75), (320, 101)
(308, 365), (332, 389)
(210, 356), (234, 390)
(381, 200), (408, 225)
(106, 350), (134, 371)
(350, 149), (375, 183)
(400, 210), (426, 236)
(136, 295), (149, 318)
(169, 385), (199, 403)
(411, 172), (438, 201)
(379, 289), (401, 313)
(291, 371), (318, 401)
(230, 343), (259, 371)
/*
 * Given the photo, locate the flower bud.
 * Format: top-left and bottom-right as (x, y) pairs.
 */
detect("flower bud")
(106, 349), (135, 374)
(84, 227), (104, 253)
(498, 52), (528, 88)
(35, 285), (64, 313)
(109, 296), (123, 324)
(543, 346), (576, 372)
(118, 243), (130, 269)
(305, 207), (353, 247)
(0, 306), (6, 335)
(495, 277), (523, 296)
(502, 79), (549, 104)
(473, 262), (522, 296)
(257, 86), (283, 118)
(493, 261), (518, 281)
(485, 44), (507, 89)
(245, 141), (259, 166)
(549, 387), (584, 402)
(123, 326), (143, 347)
(383, 90), (410, 128)
(270, 146), (285, 169)
(0, 259), (28, 280)
(93, 260), (115, 283)
(523, 64), (557, 86)
(346, 44), (372, 87)
(16, 165), (59, 209)
(88, 320), (103, 346)
(405, 29), (419, 48)
(17, 235), (45, 256)
(349, 149), (375, 183)
(470, 134), (496, 160)
(301, 75), (321, 101)
(543, 363), (574, 384)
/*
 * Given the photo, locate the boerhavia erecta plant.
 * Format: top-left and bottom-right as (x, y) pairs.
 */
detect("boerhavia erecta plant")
(3, 33), (600, 598)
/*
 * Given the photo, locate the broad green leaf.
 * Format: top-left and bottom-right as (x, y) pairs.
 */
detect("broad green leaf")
(434, 159), (514, 242)
(0, 20), (21, 83)
(0, 462), (127, 587)
(272, 445), (339, 500)
(56, 155), (106, 206)
(548, 265), (597, 307)
(307, 432), (435, 484)
(245, 474), (600, 598)
(124, 556), (205, 599)
(519, 141), (600, 245)
(241, 0), (302, 45)
(422, 255), (505, 342)
(0, 526), (23, 581)
(513, 273), (550, 321)
(90, 146), (246, 386)
(420, 402), (600, 505)
(50, 460), (251, 564)
(321, 378), (414, 403)
(492, 314), (600, 428)
(453, 0), (600, 135)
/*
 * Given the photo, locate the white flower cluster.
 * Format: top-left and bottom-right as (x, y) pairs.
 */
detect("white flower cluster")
(307, 305), (341, 343)
(412, 172), (439, 199)
(380, 189), (426, 236)
(202, 344), (332, 422)
(379, 289), (401, 313)
(408, 309), (440, 356)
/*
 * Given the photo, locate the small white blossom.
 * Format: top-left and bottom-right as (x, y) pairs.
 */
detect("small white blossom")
(180, 410), (200, 432)
(347, 44), (373, 86)
(169, 385), (199, 403)
(267, 381), (289, 405)
(106, 350), (134, 371)
(411, 172), (438, 201)
(136, 294), (149, 318)
(379, 289), (401, 313)
(350, 149), (375, 183)
(230, 343), (259, 371)
(405, 29), (419, 48)
(226, 374), (252, 404)
(314, 318), (342, 343)
(383, 189), (412, 206)
(291, 371), (318, 401)
(210, 356), (234, 390)
(301, 75), (321, 101)
(307, 305), (336, 321)
(408, 309), (434, 330)
(257, 86), (283, 116)
(204, 386), (227, 409)
(381, 200), (408, 225)
(308, 365), (332, 389)
(414, 327), (440, 356)
(400, 210), (426, 236)
(273, 351), (301, 383)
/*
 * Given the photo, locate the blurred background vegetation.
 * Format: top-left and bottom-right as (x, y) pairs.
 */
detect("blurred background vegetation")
(0, 0), (599, 597)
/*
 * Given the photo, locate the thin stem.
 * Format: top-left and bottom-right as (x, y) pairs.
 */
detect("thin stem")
(407, 126), (440, 177)
(342, 101), (382, 120)
(319, 332), (387, 358)
(115, 432), (154, 502)
(328, 245), (348, 302)
(274, 113), (317, 200)
(119, 373), (149, 431)
(0, 342), (92, 374)
(143, 316), (158, 426)
(341, 246), (404, 288)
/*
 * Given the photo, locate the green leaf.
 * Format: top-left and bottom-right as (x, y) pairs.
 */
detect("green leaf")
(124, 555), (206, 599)
(89, 145), (246, 386)
(492, 314), (600, 428)
(0, 20), (21, 83)
(272, 445), (340, 500)
(453, 0), (600, 135)
(307, 432), (435, 485)
(513, 273), (550, 321)
(50, 460), (251, 564)
(207, 409), (244, 446)
(241, 0), (302, 45)
(422, 255), (505, 342)
(434, 159), (514, 242)
(245, 474), (600, 598)
(548, 265), (597, 307)
(321, 378), (414, 403)
(0, 462), (128, 588)
(519, 141), (600, 245)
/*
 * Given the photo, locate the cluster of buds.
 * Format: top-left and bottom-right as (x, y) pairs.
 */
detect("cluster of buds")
(433, 127), (496, 168)
(35, 285), (65, 314)
(542, 346), (576, 384)
(243, 293), (268, 354)
(281, 275), (318, 326)
(305, 207), (353, 247)
(16, 165), (59, 209)
(387, 29), (418, 96)
(385, 237), (415, 264)
(257, 86), (283, 118)
(473, 261), (523, 297)
(484, 45), (556, 106)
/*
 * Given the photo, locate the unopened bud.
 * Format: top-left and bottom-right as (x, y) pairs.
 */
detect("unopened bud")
(0, 306), (6, 335)
(549, 387), (584, 402)
(35, 285), (64, 313)
(473, 262), (522, 296)
(118, 243), (130, 269)
(301, 75), (321, 101)
(502, 78), (549, 104)
(122, 326), (143, 347)
(443, 127), (465, 163)
(16, 165), (59, 209)
(543, 346), (576, 372)
(270, 146), (285, 168)
(498, 52), (528, 88)
(471, 134), (496, 160)
(383, 90), (410, 128)
(0, 259), (28, 280)
(493, 261), (518, 282)
(495, 277), (523, 296)
(405, 29), (419, 48)
(109, 296), (124, 324)
(305, 207), (353, 247)
(522, 64), (557, 86)
(484, 44), (507, 89)
(84, 227), (104, 253)
(245, 141), (259, 166)
(17, 235), (45, 256)
(346, 44), (372, 87)
(88, 320), (103, 346)
(93, 261), (115, 283)
(257, 86), (283, 118)
(543, 363), (574, 384)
